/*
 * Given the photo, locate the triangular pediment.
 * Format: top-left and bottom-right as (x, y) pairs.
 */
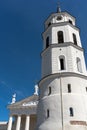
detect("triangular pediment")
(8, 95), (38, 109)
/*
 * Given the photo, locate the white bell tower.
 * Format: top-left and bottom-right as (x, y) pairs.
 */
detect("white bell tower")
(36, 5), (87, 130)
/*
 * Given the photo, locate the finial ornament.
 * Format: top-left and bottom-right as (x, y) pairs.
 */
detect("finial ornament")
(57, 0), (61, 13)
(11, 93), (16, 104)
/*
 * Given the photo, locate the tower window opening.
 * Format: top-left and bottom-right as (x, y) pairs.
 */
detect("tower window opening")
(46, 36), (49, 48)
(69, 107), (74, 117)
(68, 84), (71, 93)
(69, 20), (72, 24)
(60, 59), (64, 70)
(59, 56), (66, 70)
(48, 22), (51, 27)
(47, 109), (50, 118)
(48, 87), (51, 95)
(73, 33), (77, 45)
(57, 16), (62, 21)
(86, 87), (87, 92)
(76, 57), (82, 73)
(58, 31), (64, 43)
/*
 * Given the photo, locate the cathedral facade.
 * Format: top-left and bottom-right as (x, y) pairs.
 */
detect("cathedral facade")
(0, 5), (87, 130)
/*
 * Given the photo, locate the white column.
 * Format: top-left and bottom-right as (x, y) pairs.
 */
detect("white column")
(16, 115), (21, 130)
(7, 116), (13, 130)
(25, 115), (30, 130)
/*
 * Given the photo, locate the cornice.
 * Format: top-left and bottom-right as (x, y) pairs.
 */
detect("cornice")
(7, 95), (38, 109)
(10, 106), (37, 116)
(39, 72), (87, 86)
(44, 12), (75, 25)
(43, 22), (79, 37)
(41, 42), (84, 56)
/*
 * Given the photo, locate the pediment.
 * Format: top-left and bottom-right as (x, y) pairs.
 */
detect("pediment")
(8, 95), (39, 109)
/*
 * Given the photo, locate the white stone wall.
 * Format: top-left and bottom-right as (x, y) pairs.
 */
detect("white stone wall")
(41, 48), (52, 77)
(43, 27), (52, 50)
(41, 45), (87, 78)
(36, 75), (87, 130)
(51, 25), (81, 47)
(51, 46), (87, 75)
(43, 24), (81, 50)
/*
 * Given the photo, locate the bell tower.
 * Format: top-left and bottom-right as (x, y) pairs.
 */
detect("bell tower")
(36, 5), (87, 130)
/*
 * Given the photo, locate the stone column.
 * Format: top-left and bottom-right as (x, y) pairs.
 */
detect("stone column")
(7, 116), (13, 130)
(25, 115), (30, 130)
(16, 115), (21, 130)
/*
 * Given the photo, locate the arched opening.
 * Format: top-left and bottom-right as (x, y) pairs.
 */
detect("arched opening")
(73, 33), (77, 45)
(68, 84), (71, 93)
(48, 86), (51, 95)
(69, 20), (72, 24)
(69, 107), (74, 116)
(86, 87), (87, 92)
(76, 57), (82, 72)
(46, 36), (49, 48)
(48, 22), (51, 27)
(59, 55), (66, 70)
(47, 109), (50, 118)
(58, 31), (64, 43)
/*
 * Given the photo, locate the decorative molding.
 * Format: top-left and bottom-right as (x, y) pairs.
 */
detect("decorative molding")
(22, 101), (38, 107)
(41, 42), (83, 56)
(10, 106), (37, 116)
(39, 72), (87, 85)
(70, 121), (87, 126)
(44, 12), (75, 25)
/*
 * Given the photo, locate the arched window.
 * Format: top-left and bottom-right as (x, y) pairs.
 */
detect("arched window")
(86, 87), (87, 92)
(46, 36), (49, 48)
(59, 55), (66, 70)
(47, 109), (50, 118)
(69, 20), (72, 24)
(68, 84), (71, 93)
(48, 22), (51, 27)
(58, 31), (64, 43)
(76, 57), (82, 72)
(48, 87), (51, 95)
(85, 87), (87, 92)
(69, 107), (74, 116)
(73, 33), (77, 45)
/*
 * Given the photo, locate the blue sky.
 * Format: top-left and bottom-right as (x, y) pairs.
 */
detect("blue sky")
(0, 0), (87, 121)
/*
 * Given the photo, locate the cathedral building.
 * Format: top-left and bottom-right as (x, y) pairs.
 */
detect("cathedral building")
(0, 4), (87, 130)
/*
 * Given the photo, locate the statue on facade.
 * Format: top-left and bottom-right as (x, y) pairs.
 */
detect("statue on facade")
(34, 84), (39, 95)
(11, 93), (16, 104)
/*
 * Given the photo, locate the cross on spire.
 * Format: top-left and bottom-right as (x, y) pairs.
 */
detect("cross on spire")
(57, 0), (61, 13)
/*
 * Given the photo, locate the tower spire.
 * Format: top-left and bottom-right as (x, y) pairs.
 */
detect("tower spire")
(57, 0), (61, 13)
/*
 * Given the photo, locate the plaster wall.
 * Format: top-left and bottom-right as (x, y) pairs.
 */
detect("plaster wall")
(37, 75), (87, 130)
(43, 24), (81, 50)
(41, 48), (52, 77)
(42, 45), (87, 77)
(51, 46), (87, 75)
(52, 25), (81, 47)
